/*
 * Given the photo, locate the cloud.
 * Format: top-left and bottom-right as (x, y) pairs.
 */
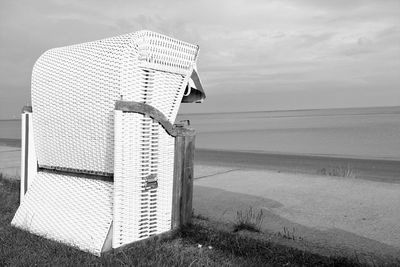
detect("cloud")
(0, 0), (399, 118)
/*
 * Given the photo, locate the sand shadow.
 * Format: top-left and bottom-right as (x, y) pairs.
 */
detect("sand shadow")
(193, 185), (400, 262)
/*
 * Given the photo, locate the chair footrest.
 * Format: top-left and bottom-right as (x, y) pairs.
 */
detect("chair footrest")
(11, 172), (113, 256)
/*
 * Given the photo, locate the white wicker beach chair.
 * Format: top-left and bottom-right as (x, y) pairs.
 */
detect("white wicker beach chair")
(11, 30), (205, 255)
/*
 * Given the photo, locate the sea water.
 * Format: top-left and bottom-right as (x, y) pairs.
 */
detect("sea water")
(0, 120), (20, 139)
(177, 106), (400, 160)
(1, 106), (400, 160)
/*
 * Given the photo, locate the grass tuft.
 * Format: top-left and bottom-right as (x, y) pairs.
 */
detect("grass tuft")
(318, 164), (355, 178)
(192, 212), (209, 221)
(233, 207), (264, 233)
(277, 227), (302, 241)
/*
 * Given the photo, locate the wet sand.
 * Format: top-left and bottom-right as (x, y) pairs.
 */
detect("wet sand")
(0, 138), (20, 147)
(195, 149), (400, 183)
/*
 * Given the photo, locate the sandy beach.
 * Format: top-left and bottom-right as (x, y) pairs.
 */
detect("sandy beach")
(192, 149), (400, 260)
(194, 165), (400, 260)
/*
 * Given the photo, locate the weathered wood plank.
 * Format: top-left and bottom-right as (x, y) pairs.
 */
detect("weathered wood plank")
(115, 101), (195, 137)
(181, 134), (195, 225)
(171, 136), (184, 230)
(171, 132), (195, 229)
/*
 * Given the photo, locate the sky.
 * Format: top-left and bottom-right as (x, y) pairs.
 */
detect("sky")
(0, 0), (399, 118)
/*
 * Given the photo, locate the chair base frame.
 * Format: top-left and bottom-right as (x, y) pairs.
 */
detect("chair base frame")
(11, 102), (195, 256)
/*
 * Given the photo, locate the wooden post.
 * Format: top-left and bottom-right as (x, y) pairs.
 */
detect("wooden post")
(171, 125), (195, 229)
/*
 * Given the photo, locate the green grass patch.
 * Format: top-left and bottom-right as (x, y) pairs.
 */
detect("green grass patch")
(0, 174), (366, 266)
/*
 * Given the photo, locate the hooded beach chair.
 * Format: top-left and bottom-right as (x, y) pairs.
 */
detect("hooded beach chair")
(11, 30), (205, 255)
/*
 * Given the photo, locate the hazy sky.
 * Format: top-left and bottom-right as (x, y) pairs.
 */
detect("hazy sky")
(0, 0), (399, 118)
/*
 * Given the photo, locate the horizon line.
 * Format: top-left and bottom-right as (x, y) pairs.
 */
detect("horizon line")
(1, 104), (400, 121)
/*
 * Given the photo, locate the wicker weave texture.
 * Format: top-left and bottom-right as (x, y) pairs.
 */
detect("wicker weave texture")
(11, 172), (113, 255)
(113, 111), (175, 248)
(32, 30), (198, 174)
(153, 126), (175, 235)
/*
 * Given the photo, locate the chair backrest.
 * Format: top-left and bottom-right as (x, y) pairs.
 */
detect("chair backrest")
(31, 31), (199, 174)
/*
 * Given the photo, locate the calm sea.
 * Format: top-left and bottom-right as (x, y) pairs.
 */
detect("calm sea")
(1, 106), (400, 160)
(177, 106), (400, 160)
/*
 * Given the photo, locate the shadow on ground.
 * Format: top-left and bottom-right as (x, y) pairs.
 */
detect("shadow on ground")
(194, 185), (400, 264)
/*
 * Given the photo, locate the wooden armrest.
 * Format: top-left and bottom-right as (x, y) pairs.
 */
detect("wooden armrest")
(115, 101), (195, 137)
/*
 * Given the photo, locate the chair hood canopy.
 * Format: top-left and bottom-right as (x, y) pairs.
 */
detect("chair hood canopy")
(30, 30), (204, 174)
(183, 65), (206, 103)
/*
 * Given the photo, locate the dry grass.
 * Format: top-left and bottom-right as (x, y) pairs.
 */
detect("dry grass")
(277, 227), (297, 240)
(233, 207), (264, 233)
(318, 164), (356, 178)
